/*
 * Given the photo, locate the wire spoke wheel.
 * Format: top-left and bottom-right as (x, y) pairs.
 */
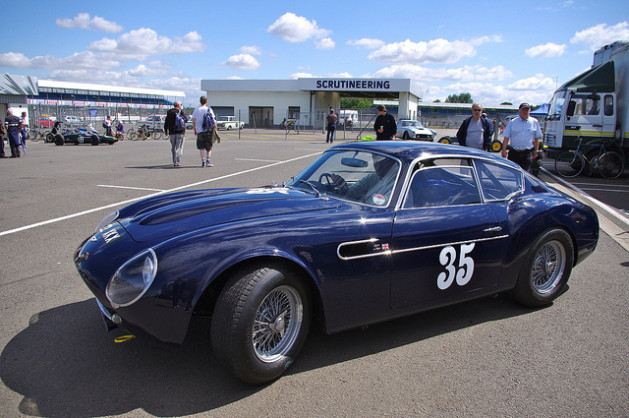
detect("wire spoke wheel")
(252, 285), (303, 363)
(530, 240), (566, 294)
(555, 151), (585, 178)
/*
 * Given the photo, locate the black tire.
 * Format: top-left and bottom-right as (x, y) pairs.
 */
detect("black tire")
(403, 132), (409, 140)
(438, 136), (451, 144)
(54, 134), (64, 146)
(491, 140), (502, 152)
(211, 265), (311, 385)
(46, 133), (54, 143)
(91, 135), (100, 146)
(554, 151), (585, 178)
(511, 229), (574, 308)
(596, 151), (624, 179)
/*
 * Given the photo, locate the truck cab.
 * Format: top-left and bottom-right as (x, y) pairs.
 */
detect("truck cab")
(544, 56), (626, 160)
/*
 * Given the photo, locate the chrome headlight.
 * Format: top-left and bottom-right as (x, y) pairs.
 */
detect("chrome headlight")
(95, 210), (119, 232)
(106, 249), (158, 308)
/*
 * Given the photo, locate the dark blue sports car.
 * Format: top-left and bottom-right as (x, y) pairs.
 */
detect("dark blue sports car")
(75, 141), (598, 384)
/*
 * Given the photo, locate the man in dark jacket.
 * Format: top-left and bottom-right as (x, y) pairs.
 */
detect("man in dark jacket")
(164, 101), (187, 167)
(374, 105), (396, 140)
(4, 108), (22, 158)
(456, 103), (491, 150)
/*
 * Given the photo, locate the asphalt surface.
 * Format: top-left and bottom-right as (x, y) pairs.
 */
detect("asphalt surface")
(0, 132), (628, 417)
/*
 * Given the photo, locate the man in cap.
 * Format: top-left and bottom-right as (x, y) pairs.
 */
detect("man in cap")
(500, 102), (542, 171)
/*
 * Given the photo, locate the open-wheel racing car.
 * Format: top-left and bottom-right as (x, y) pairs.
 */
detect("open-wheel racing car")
(75, 141), (598, 384)
(54, 131), (118, 146)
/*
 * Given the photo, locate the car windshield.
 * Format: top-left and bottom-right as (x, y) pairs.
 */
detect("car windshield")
(287, 150), (400, 207)
(217, 116), (229, 121)
(401, 121), (424, 128)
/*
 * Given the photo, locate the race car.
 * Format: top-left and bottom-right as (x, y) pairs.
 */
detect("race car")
(54, 131), (118, 146)
(75, 141), (598, 384)
(396, 119), (435, 141)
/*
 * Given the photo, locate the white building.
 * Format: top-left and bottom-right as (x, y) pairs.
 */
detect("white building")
(201, 78), (422, 129)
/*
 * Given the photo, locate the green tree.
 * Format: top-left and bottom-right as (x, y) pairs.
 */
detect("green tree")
(501, 102), (513, 105)
(341, 98), (373, 109)
(433, 99), (441, 103)
(445, 93), (473, 103)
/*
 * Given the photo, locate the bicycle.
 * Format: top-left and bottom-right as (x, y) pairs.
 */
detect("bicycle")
(554, 136), (625, 179)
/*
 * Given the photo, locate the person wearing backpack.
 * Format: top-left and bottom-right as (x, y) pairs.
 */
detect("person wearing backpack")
(191, 96), (216, 167)
(164, 101), (187, 167)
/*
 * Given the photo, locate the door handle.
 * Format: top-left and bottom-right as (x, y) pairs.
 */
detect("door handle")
(483, 226), (502, 233)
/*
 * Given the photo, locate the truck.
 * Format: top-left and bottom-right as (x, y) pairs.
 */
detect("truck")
(544, 41), (628, 163)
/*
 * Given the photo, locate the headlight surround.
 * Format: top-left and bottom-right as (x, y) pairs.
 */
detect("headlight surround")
(95, 210), (119, 232)
(106, 249), (158, 308)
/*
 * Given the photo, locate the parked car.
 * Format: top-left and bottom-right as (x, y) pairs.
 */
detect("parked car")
(53, 130), (118, 146)
(144, 115), (166, 125)
(75, 141), (598, 385)
(37, 116), (56, 128)
(216, 116), (245, 130)
(396, 120), (435, 141)
(63, 115), (83, 125)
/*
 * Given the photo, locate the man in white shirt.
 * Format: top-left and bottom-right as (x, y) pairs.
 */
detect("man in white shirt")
(501, 102), (542, 171)
(191, 96), (216, 167)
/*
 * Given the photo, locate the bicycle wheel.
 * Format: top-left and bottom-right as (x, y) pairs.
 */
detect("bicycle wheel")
(128, 129), (137, 140)
(596, 151), (624, 179)
(555, 151), (585, 178)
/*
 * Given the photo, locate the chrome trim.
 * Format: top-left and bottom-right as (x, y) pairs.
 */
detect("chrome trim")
(337, 238), (392, 261)
(337, 234), (509, 261)
(391, 235), (509, 256)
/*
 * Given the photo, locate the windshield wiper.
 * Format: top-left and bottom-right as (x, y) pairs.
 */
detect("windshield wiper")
(299, 180), (320, 197)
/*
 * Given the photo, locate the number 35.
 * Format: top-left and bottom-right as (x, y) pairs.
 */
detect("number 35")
(437, 243), (476, 290)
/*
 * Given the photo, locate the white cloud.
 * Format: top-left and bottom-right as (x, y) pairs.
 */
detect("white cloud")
(89, 28), (204, 58)
(330, 72), (353, 78)
(316, 38), (335, 50)
(347, 38), (385, 50)
(291, 72), (316, 79)
(525, 42), (566, 58)
(571, 22), (629, 51)
(240, 45), (262, 55)
(370, 64), (512, 82)
(222, 54), (261, 70)
(369, 38), (476, 65)
(507, 73), (555, 91)
(0, 50), (119, 70)
(56, 13), (123, 33)
(267, 12), (331, 43)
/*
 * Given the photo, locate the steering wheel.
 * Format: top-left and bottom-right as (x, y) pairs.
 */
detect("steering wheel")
(318, 172), (348, 194)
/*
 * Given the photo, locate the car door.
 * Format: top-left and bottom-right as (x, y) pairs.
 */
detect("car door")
(389, 158), (508, 309)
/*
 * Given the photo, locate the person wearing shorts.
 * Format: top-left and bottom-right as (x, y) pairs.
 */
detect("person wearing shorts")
(191, 96), (215, 167)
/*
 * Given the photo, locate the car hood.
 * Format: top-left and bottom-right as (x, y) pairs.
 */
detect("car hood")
(118, 187), (341, 242)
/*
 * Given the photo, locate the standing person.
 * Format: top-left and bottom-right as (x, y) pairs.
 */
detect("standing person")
(164, 100), (187, 167)
(456, 103), (491, 150)
(0, 120), (6, 158)
(19, 111), (28, 153)
(373, 105), (396, 140)
(501, 102), (542, 171)
(4, 108), (22, 158)
(191, 96), (215, 167)
(103, 116), (113, 136)
(326, 109), (338, 143)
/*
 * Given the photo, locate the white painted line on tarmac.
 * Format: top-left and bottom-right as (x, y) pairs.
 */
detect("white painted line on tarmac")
(579, 187), (629, 194)
(98, 185), (165, 192)
(0, 152), (321, 237)
(235, 158), (281, 163)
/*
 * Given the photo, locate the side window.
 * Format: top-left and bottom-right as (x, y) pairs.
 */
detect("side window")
(475, 160), (523, 201)
(403, 165), (480, 208)
(604, 95), (614, 116)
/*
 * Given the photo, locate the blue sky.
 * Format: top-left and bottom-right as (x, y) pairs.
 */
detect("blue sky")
(1, 0), (628, 107)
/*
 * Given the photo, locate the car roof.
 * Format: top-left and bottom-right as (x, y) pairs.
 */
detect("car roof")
(328, 140), (512, 167)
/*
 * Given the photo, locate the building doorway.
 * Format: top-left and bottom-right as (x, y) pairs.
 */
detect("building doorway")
(249, 106), (273, 128)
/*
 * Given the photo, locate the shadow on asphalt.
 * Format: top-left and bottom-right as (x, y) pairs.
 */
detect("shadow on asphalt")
(1, 295), (534, 416)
